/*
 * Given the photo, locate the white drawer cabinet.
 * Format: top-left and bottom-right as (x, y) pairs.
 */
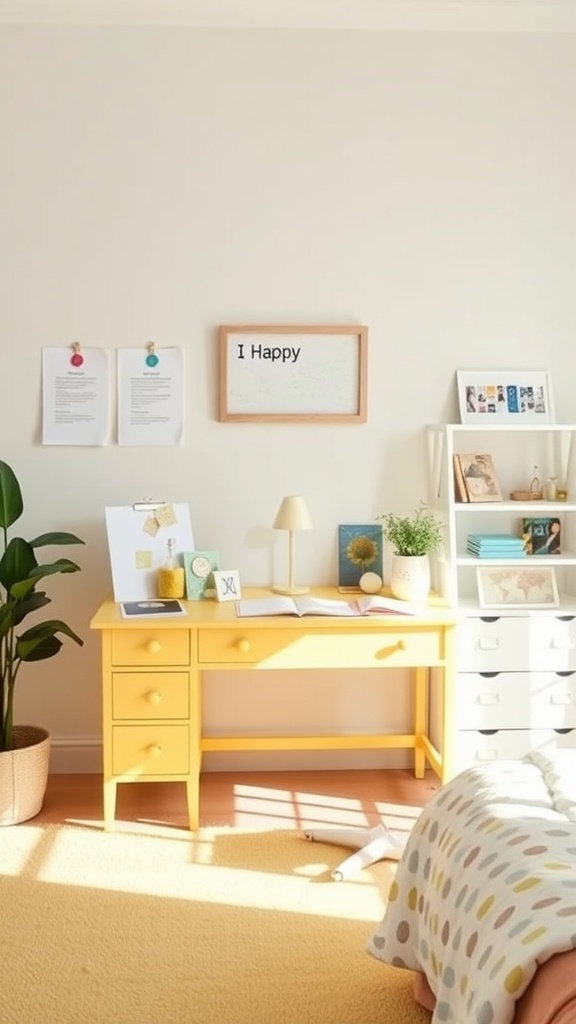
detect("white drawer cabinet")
(456, 670), (576, 730)
(455, 727), (576, 771)
(453, 615), (576, 772)
(457, 616), (576, 673)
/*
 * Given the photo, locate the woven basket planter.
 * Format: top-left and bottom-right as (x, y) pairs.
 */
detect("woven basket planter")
(0, 725), (51, 826)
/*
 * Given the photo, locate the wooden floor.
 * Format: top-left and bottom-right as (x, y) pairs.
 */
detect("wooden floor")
(35, 769), (440, 836)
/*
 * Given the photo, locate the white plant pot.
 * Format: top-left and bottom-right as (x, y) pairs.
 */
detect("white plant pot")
(0, 725), (50, 826)
(390, 554), (431, 603)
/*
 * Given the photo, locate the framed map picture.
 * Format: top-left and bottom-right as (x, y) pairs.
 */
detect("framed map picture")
(476, 566), (559, 608)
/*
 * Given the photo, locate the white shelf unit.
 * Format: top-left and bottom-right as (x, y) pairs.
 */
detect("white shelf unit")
(427, 423), (576, 771)
(427, 423), (576, 611)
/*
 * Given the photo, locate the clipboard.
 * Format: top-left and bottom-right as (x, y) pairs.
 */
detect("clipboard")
(105, 501), (195, 602)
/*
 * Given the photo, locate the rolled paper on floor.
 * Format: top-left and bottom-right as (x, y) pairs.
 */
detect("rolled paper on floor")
(331, 830), (405, 881)
(304, 823), (407, 879)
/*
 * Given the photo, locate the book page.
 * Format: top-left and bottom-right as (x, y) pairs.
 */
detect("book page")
(235, 597), (297, 617)
(295, 597), (358, 617)
(355, 595), (420, 616)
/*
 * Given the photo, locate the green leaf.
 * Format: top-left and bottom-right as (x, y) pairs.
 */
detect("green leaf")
(0, 461), (23, 530)
(30, 532), (85, 549)
(16, 620), (83, 662)
(0, 537), (37, 593)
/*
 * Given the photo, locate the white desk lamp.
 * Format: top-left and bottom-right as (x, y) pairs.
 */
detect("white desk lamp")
(272, 495), (312, 595)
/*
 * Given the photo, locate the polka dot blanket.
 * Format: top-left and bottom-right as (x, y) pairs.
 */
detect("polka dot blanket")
(368, 752), (576, 1024)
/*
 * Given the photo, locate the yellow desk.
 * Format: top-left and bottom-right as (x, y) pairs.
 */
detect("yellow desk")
(90, 588), (457, 830)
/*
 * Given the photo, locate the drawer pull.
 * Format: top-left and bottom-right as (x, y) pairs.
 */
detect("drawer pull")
(147, 744), (162, 759)
(236, 639), (251, 654)
(146, 691), (163, 705)
(146, 640), (162, 655)
(375, 639), (407, 660)
(478, 638), (501, 651)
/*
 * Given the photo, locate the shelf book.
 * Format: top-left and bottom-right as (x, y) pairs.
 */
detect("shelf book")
(466, 534), (526, 558)
(455, 453), (502, 503)
(522, 517), (562, 555)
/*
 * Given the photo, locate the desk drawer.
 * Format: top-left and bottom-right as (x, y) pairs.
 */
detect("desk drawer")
(198, 627), (442, 669)
(112, 673), (189, 720)
(455, 727), (576, 772)
(458, 616), (576, 672)
(112, 630), (190, 667)
(112, 725), (189, 775)
(456, 671), (576, 730)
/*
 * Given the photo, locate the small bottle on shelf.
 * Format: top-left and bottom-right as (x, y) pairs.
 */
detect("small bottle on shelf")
(530, 465), (541, 498)
(157, 538), (185, 599)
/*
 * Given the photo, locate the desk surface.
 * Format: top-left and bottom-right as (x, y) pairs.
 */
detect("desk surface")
(90, 586), (456, 630)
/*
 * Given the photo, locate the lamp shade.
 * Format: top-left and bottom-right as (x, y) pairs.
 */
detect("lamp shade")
(273, 495), (313, 531)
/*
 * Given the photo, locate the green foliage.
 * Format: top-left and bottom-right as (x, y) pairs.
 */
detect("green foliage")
(376, 501), (444, 557)
(0, 461), (84, 751)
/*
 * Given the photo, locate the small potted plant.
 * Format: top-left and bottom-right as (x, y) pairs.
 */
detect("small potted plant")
(376, 501), (444, 602)
(0, 460), (84, 824)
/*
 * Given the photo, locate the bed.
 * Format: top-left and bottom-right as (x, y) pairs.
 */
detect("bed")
(367, 751), (576, 1024)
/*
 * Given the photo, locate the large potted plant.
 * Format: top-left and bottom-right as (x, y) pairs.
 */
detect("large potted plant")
(376, 501), (444, 602)
(0, 460), (84, 824)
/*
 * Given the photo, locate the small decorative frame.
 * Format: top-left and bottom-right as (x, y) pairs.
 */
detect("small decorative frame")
(184, 550), (220, 600)
(213, 569), (242, 602)
(219, 324), (368, 423)
(337, 524), (384, 591)
(476, 565), (559, 609)
(456, 370), (555, 425)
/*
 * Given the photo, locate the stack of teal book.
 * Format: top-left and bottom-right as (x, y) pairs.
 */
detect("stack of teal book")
(466, 533), (526, 558)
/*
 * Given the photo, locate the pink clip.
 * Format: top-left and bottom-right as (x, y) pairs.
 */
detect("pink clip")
(71, 341), (84, 367)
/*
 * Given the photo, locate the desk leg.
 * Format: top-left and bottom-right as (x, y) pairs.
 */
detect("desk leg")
(414, 666), (428, 779)
(103, 777), (117, 831)
(187, 665), (202, 832)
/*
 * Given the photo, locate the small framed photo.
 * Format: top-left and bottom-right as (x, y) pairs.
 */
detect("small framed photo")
(476, 565), (559, 608)
(456, 370), (555, 425)
(337, 524), (383, 590)
(213, 569), (242, 602)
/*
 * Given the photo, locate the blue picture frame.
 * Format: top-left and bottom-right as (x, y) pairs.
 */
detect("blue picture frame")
(338, 524), (383, 589)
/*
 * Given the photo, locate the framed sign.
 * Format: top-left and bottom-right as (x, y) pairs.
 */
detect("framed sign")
(456, 370), (555, 425)
(219, 324), (368, 423)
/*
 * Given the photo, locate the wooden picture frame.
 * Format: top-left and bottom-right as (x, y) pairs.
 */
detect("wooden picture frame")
(456, 370), (555, 425)
(476, 565), (559, 608)
(219, 324), (368, 423)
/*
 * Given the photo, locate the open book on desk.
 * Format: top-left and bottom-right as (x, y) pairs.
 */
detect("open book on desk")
(235, 595), (422, 618)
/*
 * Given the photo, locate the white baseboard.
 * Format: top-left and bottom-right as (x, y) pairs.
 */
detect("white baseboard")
(49, 736), (103, 773)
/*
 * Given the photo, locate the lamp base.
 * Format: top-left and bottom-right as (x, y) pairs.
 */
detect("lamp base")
(271, 584), (310, 596)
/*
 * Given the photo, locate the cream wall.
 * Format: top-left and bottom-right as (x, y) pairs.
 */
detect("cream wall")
(1, 22), (575, 771)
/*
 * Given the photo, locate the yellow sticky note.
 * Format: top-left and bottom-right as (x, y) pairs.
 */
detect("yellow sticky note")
(143, 516), (159, 537)
(155, 504), (178, 528)
(135, 550), (153, 569)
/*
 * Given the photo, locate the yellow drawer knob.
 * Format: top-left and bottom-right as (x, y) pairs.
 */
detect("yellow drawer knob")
(147, 744), (162, 759)
(146, 691), (162, 704)
(236, 638), (251, 654)
(146, 639), (162, 655)
(396, 639), (407, 651)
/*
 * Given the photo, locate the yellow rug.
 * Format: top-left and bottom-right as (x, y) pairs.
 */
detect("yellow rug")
(0, 823), (430, 1024)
